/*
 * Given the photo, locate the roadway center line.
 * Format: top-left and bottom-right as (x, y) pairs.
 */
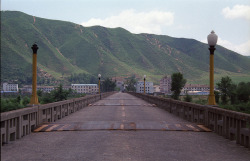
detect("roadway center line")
(120, 100), (125, 116)
(122, 111), (126, 117)
(120, 124), (124, 130)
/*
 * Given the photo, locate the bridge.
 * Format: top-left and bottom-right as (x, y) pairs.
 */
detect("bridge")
(1, 92), (250, 160)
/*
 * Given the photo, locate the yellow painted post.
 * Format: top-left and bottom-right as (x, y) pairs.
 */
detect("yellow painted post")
(144, 78), (146, 94)
(99, 79), (100, 95)
(99, 78), (101, 100)
(29, 44), (39, 105)
(208, 46), (216, 105)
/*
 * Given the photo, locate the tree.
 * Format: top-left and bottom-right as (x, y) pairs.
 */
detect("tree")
(41, 93), (54, 104)
(124, 76), (136, 92)
(237, 82), (250, 103)
(217, 76), (233, 104)
(37, 89), (43, 97)
(171, 72), (186, 100)
(229, 83), (237, 104)
(101, 78), (116, 92)
(52, 84), (69, 102)
(214, 91), (220, 104)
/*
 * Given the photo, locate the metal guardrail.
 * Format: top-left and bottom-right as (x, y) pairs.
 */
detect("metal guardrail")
(0, 92), (115, 146)
(129, 92), (250, 150)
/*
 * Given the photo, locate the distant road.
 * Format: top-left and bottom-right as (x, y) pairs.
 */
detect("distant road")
(2, 93), (250, 161)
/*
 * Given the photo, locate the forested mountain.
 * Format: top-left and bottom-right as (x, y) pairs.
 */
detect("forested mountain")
(2, 11), (250, 84)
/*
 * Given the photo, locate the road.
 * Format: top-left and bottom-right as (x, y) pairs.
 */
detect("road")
(2, 92), (250, 161)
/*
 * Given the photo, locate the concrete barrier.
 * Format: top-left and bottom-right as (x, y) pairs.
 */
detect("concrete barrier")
(129, 92), (250, 150)
(0, 92), (114, 146)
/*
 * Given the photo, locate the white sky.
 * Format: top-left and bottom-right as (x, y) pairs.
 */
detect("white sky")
(2, 0), (250, 56)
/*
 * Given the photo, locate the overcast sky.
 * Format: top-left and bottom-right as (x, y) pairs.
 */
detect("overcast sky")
(2, 0), (250, 56)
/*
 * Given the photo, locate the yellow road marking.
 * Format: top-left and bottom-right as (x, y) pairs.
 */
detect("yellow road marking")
(197, 125), (212, 132)
(122, 111), (126, 117)
(45, 125), (60, 132)
(186, 125), (200, 132)
(57, 124), (70, 131)
(34, 125), (48, 132)
(120, 124), (124, 130)
(120, 100), (124, 106)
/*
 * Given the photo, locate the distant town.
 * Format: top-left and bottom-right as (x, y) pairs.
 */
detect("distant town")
(1, 75), (210, 96)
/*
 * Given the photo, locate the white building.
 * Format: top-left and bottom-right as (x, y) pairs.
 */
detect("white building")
(182, 84), (210, 94)
(2, 83), (19, 92)
(160, 75), (172, 95)
(71, 84), (98, 94)
(136, 81), (154, 94)
(21, 85), (55, 93)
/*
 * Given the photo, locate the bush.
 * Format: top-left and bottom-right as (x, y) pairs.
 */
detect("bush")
(194, 98), (207, 105)
(22, 96), (30, 106)
(1, 97), (25, 112)
(237, 82), (250, 103)
(214, 91), (220, 104)
(219, 102), (250, 114)
(184, 94), (192, 102)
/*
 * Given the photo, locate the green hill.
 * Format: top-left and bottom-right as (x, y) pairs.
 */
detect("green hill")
(1, 11), (250, 84)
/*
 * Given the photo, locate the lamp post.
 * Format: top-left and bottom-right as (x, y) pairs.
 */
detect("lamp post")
(98, 74), (101, 99)
(144, 75), (146, 94)
(29, 43), (39, 105)
(207, 30), (218, 105)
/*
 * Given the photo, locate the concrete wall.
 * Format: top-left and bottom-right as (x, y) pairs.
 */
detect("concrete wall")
(0, 92), (114, 146)
(129, 92), (250, 150)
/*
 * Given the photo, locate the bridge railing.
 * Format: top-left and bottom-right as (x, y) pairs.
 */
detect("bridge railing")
(0, 92), (114, 146)
(129, 92), (250, 150)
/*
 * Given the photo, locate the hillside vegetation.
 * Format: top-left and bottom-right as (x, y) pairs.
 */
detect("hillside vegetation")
(2, 11), (250, 84)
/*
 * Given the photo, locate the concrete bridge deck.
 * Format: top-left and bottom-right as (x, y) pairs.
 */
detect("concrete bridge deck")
(2, 93), (250, 161)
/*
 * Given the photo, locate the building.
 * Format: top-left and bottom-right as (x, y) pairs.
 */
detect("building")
(116, 81), (124, 91)
(182, 84), (210, 95)
(38, 86), (55, 93)
(2, 83), (19, 92)
(21, 85), (54, 93)
(71, 84), (98, 94)
(21, 85), (32, 93)
(153, 85), (160, 93)
(63, 86), (71, 91)
(136, 81), (154, 94)
(160, 76), (172, 95)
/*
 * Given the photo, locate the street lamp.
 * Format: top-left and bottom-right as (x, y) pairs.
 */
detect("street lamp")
(144, 75), (146, 94)
(29, 43), (39, 106)
(98, 74), (101, 99)
(207, 30), (218, 105)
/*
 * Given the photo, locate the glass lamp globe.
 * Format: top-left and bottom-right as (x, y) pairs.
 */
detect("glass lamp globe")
(207, 30), (218, 46)
(98, 74), (101, 78)
(144, 75), (146, 79)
